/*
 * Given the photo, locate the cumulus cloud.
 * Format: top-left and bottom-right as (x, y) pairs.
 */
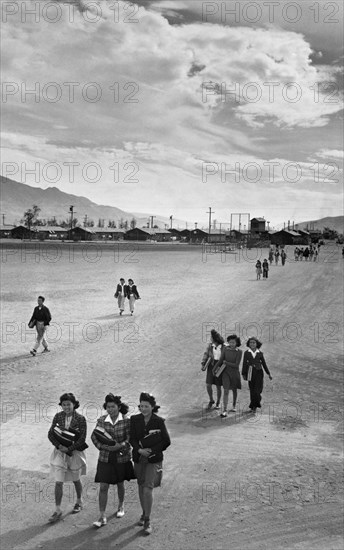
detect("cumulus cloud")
(1, 0), (342, 223)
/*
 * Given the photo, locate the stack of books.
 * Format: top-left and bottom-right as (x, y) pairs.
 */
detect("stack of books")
(93, 426), (118, 446)
(53, 426), (77, 447)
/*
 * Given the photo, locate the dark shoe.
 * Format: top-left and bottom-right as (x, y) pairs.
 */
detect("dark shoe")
(72, 503), (82, 514)
(214, 402), (220, 410)
(220, 411), (228, 418)
(206, 400), (215, 410)
(138, 514), (145, 526)
(42, 348), (50, 353)
(48, 511), (62, 523)
(30, 349), (36, 356)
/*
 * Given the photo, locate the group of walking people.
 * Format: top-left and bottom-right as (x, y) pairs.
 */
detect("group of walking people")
(268, 247), (287, 266)
(201, 330), (272, 417)
(114, 278), (140, 316)
(294, 244), (319, 261)
(27, 279), (141, 356)
(48, 391), (170, 536)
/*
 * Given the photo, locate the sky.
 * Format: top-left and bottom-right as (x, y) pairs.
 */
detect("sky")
(1, 0), (343, 228)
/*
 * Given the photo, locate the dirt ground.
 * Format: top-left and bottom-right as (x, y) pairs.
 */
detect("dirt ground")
(1, 241), (343, 550)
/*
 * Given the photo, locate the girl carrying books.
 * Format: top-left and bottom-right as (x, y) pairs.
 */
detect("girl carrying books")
(214, 335), (243, 417)
(242, 337), (272, 412)
(130, 392), (171, 535)
(201, 329), (225, 410)
(91, 393), (135, 528)
(47, 392), (88, 523)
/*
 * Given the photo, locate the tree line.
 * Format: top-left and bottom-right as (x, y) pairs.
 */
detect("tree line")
(21, 205), (138, 231)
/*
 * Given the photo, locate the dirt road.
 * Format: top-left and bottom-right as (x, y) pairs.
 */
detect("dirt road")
(1, 243), (343, 549)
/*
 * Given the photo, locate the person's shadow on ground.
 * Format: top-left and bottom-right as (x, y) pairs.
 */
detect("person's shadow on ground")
(1, 515), (145, 550)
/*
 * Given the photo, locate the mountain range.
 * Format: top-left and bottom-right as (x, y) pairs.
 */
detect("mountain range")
(0, 177), (185, 229)
(0, 177), (342, 233)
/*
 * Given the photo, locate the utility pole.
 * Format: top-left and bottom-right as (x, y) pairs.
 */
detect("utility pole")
(1, 213), (5, 225)
(69, 205), (74, 238)
(207, 207), (214, 239)
(170, 215), (173, 229)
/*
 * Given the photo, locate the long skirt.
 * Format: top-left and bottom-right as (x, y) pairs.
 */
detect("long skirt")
(248, 369), (264, 409)
(50, 448), (87, 482)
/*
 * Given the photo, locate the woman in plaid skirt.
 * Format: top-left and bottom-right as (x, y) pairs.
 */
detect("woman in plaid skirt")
(91, 394), (135, 528)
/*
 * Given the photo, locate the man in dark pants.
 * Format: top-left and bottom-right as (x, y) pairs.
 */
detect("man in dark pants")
(28, 296), (52, 355)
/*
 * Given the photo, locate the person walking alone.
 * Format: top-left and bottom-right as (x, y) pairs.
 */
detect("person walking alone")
(28, 295), (51, 356)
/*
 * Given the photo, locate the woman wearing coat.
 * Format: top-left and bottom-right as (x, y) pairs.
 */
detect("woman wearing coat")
(242, 338), (272, 412)
(214, 335), (242, 417)
(201, 329), (225, 410)
(126, 279), (140, 315)
(48, 392), (88, 523)
(91, 393), (135, 528)
(130, 392), (171, 535)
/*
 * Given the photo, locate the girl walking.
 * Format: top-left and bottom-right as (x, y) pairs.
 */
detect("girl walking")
(201, 329), (225, 410)
(91, 394), (135, 528)
(48, 393), (88, 523)
(126, 279), (140, 315)
(242, 338), (272, 412)
(281, 249), (287, 266)
(214, 335), (242, 417)
(262, 259), (269, 279)
(130, 392), (171, 535)
(255, 260), (262, 280)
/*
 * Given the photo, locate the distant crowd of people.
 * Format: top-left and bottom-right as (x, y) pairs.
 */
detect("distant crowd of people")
(253, 242), (324, 280)
(294, 243), (320, 261)
(201, 330), (272, 417)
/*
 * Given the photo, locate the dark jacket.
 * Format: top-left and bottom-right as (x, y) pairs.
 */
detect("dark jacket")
(130, 413), (170, 463)
(242, 350), (270, 379)
(29, 305), (51, 326)
(48, 411), (88, 455)
(126, 284), (140, 299)
(114, 284), (128, 298)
